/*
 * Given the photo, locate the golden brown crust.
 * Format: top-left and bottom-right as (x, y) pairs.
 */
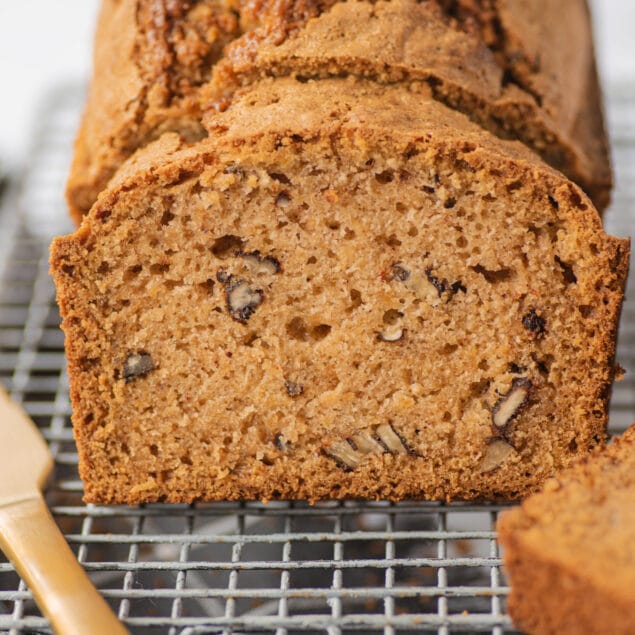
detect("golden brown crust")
(52, 78), (628, 504)
(66, 0), (241, 223)
(497, 425), (635, 634)
(208, 0), (611, 207)
(66, 0), (611, 220)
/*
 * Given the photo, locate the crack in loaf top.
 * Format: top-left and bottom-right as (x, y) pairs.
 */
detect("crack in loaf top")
(65, 0), (611, 221)
(133, 0), (343, 104)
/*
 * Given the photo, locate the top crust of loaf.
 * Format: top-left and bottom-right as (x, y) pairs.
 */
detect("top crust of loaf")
(111, 77), (564, 189)
(210, 0), (610, 205)
(66, 0), (611, 220)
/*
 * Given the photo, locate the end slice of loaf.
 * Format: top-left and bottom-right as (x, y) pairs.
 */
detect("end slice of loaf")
(497, 424), (635, 635)
(51, 78), (628, 504)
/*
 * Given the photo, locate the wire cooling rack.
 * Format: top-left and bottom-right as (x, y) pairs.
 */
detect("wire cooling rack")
(0, 84), (633, 635)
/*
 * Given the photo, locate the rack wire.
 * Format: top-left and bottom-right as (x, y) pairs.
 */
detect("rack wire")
(0, 83), (633, 635)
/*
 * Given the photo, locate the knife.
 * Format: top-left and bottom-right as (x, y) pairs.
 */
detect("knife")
(0, 385), (129, 634)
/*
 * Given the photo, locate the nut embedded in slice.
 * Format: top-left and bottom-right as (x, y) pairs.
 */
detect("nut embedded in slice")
(391, 262), (441, 305)
(492, 378), (533, 431)
(522, 308), (546, 338)
(240, 250), (281, 275)
(274, 433), (288, 451)
(325, 429), (386, 469)
(424, 268), (447, 297)
(425, 269), (467, 301)
(391, 263), (410, 282)
(377, 325), (404, 342)
(123, 352), (154, 382)
(226, 279), (263, 323)
(216, 269), (231, 284)
(478, 438), (516, 473)
(284, 381), (304, 397)
(350, 431), (384, 455)
(403, 268), (438, 304)
(376, 423), (409, 454)
(377, 324), (406, 342)
(378, 309), (405, 342)
(325, 439), (364, 469)
(275, 192), (291, 208)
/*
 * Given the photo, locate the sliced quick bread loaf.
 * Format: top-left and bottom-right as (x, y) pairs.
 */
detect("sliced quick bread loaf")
(51, 78), (627, 503)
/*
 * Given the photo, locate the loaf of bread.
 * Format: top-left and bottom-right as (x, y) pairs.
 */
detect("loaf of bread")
(51, 55), (627, 502)
(497, 424), (635, 635)
(66, 0), (611, 223)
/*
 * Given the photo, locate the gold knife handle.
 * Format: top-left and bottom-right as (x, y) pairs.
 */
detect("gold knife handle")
(0, 494), (129, 635)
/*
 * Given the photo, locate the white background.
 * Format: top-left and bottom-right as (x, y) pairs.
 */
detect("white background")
(0, 1), (633, 169)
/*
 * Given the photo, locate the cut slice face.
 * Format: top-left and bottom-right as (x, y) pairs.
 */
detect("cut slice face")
(51, 78), (628, 504)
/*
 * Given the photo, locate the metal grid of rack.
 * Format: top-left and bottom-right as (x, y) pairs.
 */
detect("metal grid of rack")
(0, 84), (633, 634)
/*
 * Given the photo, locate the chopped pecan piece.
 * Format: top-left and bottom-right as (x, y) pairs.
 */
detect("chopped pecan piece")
(350, 431), (384, 455)
(325, 423), (413, 470)
(325, 439), (364, 470)
(123, 352), (155, 382)
(522, 308), (546, 338)
(240, 250), (281, 275)
(478, 439), (515, 473)
(391, 263), (410, 282)
(284, 381), (304, 397)
(391, 262), (465, 304)
(378, 309), (405, 342)
(274, 433), (288, 451)
(378, 325), (404, 342)
(226, 279), (263, 323)
(492, 378), (533, 431)
(425, 269), (467, 300)
(376, 423), (409, 454)
(216, 269), (231, 283)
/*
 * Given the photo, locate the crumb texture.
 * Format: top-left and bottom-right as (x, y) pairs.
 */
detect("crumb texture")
(52, 77), (628, 504)
(66, 0), (611, 220)
(497, 425), (635, 635)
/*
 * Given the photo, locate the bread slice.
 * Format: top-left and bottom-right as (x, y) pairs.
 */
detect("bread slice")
(51, 77), (628, 504)
(66, 0), (611, 221)
(497, 424), (635, 635)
